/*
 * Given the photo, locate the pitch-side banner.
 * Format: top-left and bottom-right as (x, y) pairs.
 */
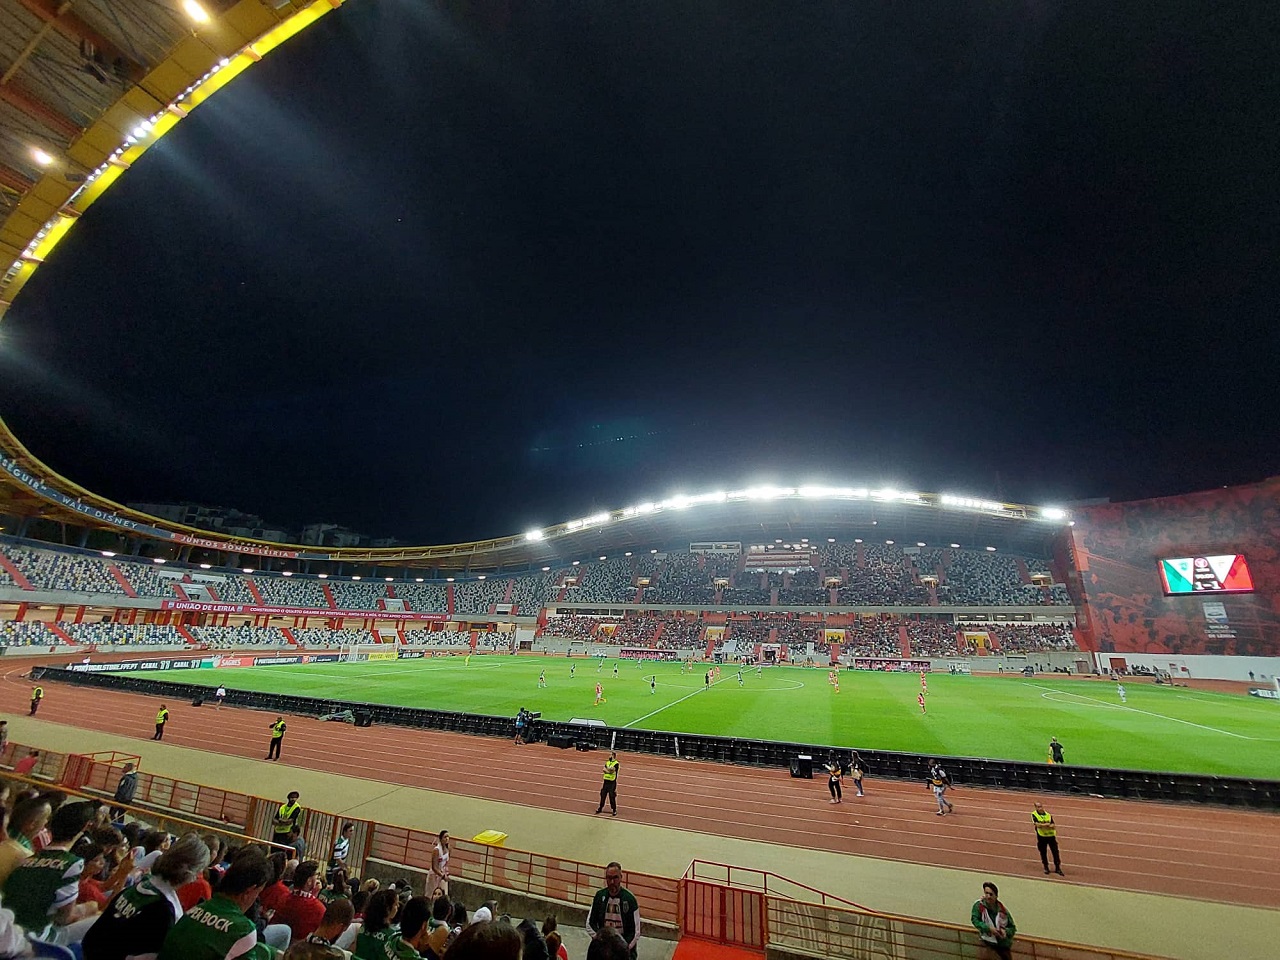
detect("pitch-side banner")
(159, 600), (445, 621)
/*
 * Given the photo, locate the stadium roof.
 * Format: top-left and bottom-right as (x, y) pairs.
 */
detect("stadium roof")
(0, 0), (350, 320)
(2, 412), (1071, 568)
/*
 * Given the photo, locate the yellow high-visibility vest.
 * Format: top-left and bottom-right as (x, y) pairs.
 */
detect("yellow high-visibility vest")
(602, 759), (619, 782)
(155, 709), (168, 724)
(1032, 810), (1056, 838)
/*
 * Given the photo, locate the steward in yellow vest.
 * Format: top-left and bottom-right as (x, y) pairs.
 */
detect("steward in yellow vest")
(273, 792), (302, 841)
(1032, 803), (1063, 875)
(152, 705), (169, 741)
(596, 752), (620, 816)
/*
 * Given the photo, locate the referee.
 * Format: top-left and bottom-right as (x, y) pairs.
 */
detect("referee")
(595, 751), (620, 817)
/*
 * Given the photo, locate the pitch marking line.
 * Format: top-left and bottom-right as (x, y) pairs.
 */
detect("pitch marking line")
(1030, 683), (1259, 740)
(621, 675), (733, 728)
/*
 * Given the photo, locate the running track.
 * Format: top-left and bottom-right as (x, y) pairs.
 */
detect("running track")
(5, 663), (1277, 909)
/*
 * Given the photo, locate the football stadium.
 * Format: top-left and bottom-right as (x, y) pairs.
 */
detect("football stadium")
(0, 4), (1277, 960)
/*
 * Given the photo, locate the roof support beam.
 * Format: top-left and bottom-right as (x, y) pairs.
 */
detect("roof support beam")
(0, 83), (82, 142)
(14, 0), (148, 84)
(0, 162), (35, 194)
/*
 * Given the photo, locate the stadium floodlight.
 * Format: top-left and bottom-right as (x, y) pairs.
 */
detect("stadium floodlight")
(1041, 507), (1068, 521)
(243, 568), (253, 574)
(351, 575), (361, 580)
(801, 538), (809, 543)
(446, 577), (454, 582)
(565, 520), (583, 531)
(950, 543), (960, 548)
(415, 577), (424, 582)
(153, 558), (165, 564)
(282, 571), (293, 577)
(917, 542), (926, 547)
(664, 495), (691, 510)
(599, 556), (607, 561)
(885, 540), (895, 545)
(650, 549), (657, 554)
(854, 539), (863, 544)
(525, 529), (544, 541)
(101, 551), (115, 557)
(183, 0), (211, 24)
(384, 577), (393, 582)
(775, 539), (783, 543)
(625, 552), (632, 557)
(587, 512), (611, 526)
(31, 148), (53, 166)
(199, 563), (211, 569)
(571, 560), (580, 566)
(318, 573), (328, 579)
(942, 494), (1006, 512)
(986, 546), (997, 552)
(634, 502), (656, 514)
(542, 566), (551, 571)
(477, 574), (486, 580)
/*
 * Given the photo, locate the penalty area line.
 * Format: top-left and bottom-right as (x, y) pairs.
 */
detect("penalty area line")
(622, 676), (729, 728)
(1029, 683), (1258, 740)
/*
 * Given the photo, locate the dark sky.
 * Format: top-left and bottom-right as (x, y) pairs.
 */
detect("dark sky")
(1, 1), (1277, 543)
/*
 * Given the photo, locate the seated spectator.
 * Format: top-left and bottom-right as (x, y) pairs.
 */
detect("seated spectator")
(2, 800), (100, 943)
(286, 943), (345, 959)
(0, 801), (39, 885)
(396, 895), (435, 956)
(157, 847), (274, 959)
(273, 860), (328, 944)
(446, 920), (524, 960)
(14, 750), (40, 777)
(81, 833), (211, 960)
(588, 927), (631, 960)
(306, 896), (355, 949)
(354, 889), (401, 958)
(260, 852), (292, 917)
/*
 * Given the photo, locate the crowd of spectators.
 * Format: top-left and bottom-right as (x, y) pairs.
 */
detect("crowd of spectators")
(983, 622), (1077, 653)
(1, 540), (1076, 617)
(0, 774), (575, 959)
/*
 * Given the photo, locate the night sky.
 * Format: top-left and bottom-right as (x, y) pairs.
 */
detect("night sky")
(1, 1), (1276, 543)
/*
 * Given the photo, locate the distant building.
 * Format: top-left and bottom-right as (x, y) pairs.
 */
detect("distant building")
(127, 502), (293, 543)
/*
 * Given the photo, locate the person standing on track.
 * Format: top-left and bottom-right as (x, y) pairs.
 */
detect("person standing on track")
(595, 752), (620, 816)
(927, 760), (954, 815)
(971, 881), (1017, 960)
(824, 755), (843, 804)
(1032, 803), (1064, 875)
(152, 705), (169, 741)
(266, 716), (287, 761)
(215, 685), (227, 710)
(29, 685), (43, 717)
(850, 754), (866, 797)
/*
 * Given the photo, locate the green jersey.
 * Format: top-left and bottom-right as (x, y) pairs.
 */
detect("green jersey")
(157, 894), (274, 960)
(1, 847), (82, 938)
(355, 925), (419, 959)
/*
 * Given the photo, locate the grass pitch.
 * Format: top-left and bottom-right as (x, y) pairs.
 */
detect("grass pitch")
(122, 657), (1280, 779)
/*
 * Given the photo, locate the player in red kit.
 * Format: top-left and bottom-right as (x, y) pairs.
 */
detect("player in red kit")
(918, 692), (927, 714)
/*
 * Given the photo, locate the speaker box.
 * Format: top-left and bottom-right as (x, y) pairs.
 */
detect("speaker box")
(790, 754), (813, 779)
(575, 741), (596, 751)
(354, 712), (373, 728)
(191, 697), (204, 707)
(547, 733), (574, 749)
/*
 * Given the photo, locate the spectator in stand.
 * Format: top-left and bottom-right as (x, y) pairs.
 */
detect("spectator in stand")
(330, 822), (354, 878)
(81, 833), (211, 960)
(446, 920), (524, 960)
(74, 839), (130, 910)
(355, 889), (402, 957)
(542, 917), (569, 960)
(305, 896), (355, 948)
(2, 800), (100, 944)
(260, 852), (292, 919)
(110, 762), (138, 820)
(273, 860), (328, 944)
(587, 927), (631, 960)
(157, 847), (275, 960)
(0, 805), (33, 887)
(587, 862), (640, 960)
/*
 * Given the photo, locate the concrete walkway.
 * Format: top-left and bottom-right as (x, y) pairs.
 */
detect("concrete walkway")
(8, 716), (1276, 960)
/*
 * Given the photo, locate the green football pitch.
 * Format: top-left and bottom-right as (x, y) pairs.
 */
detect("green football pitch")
(117, 657), (1280, 779)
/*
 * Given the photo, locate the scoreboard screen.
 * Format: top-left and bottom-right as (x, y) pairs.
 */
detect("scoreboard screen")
(1158, 555), (1254, 595)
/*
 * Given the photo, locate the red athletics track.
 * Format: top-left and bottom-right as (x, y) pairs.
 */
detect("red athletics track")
(5, 661), (1278, 910)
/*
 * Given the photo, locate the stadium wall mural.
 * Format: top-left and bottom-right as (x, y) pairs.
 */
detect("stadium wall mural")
(1066, 478), (1280, 657)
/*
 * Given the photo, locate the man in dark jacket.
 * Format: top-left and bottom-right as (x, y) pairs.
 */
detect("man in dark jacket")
(110, 763), (138, 819)
(587, 862), (640, 960)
